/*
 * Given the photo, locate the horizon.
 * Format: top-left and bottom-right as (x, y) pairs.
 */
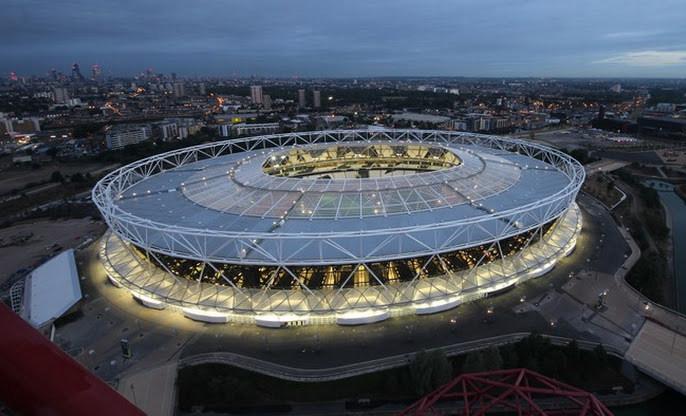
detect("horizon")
(7, 71), (686, 81)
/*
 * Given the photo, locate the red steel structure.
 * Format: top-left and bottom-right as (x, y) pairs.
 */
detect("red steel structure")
(400, 368), (613, 416)
(0, 303), (144, 416)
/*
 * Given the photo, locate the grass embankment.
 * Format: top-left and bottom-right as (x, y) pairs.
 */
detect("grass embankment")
(177, 333), (630, 412)
(612, 168), (669, 304)
(583, 175), (624, 209)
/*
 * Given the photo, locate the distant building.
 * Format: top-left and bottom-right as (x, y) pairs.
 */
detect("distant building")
(298, 89), (306, 108)
(10, 118), (41, 134)
(105, 126), (150, 149)
(66, 98), (84, 108)
(1, 116), (41, 134)
(92, 63), (101, 79)
(473, 116), (492, 132)
(198, 83), (206, 95)
(263, 94), (272, 111)
(218, 122), (280, 138)
(214, 113), (260, 125)
(313, 90), (321, 108)
(53, 87), (70, 104)
(655, 103), (675, 113)
(178, 120), (203, 139)
(250, 85), (263, 104)
(71, 63), (83, 80)
(638, 116), (686, 139)
(172, 82), (185, 98)
(591, 117), (637, 134)
(450, 120), (468, 131)
(154, 121), (179, 141)
(391, 112), (451, 125)
(314, 115), (346, 128)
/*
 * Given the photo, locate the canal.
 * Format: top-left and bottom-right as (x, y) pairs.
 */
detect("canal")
(645, 180), (686, 314)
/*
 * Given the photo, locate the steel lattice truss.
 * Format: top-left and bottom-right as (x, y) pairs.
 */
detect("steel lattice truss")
(93, 130), (584, 265)
(93, 130), (584, 324)
(98, 197), (581, 324)
(399, 368), (613, 416)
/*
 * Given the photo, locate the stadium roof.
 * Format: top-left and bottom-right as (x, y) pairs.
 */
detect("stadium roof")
(111, 142), (570, 263)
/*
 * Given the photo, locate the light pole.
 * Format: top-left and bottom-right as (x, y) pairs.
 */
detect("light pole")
(130, 383), (138, 406)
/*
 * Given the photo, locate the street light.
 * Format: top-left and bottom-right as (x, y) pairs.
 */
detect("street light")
(485, 305), (495, 323)
(130, 383), (138, 406)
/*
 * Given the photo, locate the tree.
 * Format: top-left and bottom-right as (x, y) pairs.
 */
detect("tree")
(500, 344), (520, 369)
(51, 170), (65, 183)
(70, 172), (85, 183)
(409, 349), (453, 395)
(428, 349), (452, 389)
(46, 147), (58, 161)
(383, 373), (400, 396)
(565, 339), (582, 364)
(541, 350), (567, 378)
(593, 344), (608, 365)
(517, 332), (546, 365)
(482, 346), (503, 371)
(462, 351), (485, 374)
(409, 350), (433, 395)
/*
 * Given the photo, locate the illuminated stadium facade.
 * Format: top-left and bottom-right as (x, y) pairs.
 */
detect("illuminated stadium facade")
(93, 130), (584, 326)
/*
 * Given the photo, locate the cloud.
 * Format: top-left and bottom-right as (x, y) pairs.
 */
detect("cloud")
(595, 50), (686, 66)
(3, 0), (686, 77)
(603, 30), (662, 39)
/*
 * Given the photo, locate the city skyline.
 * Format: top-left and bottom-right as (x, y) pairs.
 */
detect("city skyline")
(3, 0), (686, 79)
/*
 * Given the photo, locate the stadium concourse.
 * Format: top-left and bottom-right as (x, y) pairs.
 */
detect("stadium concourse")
(93, 129), (584, 327)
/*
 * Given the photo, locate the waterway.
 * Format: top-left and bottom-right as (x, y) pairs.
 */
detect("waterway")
(645, 180), (686, 315)
(613, 388), (686, 415)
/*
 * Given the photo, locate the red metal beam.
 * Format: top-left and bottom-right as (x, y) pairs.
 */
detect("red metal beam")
(0, 303), (145, 416)
(399, 368), (613, 416)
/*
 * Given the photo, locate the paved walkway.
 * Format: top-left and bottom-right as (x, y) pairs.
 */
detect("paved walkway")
(585, 159), (629, 176)
(117, 362), (178, 416)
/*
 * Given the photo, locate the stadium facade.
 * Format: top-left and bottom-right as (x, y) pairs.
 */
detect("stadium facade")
(93, 129), (584, 326)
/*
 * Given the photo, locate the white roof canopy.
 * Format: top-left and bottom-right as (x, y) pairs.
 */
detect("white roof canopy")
(22, 249), (82, 328)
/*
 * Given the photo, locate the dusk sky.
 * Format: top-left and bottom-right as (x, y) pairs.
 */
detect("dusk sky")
(3, 0), (686, 78)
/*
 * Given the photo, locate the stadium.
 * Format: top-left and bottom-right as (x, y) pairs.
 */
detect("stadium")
(93, 129), (584, 327)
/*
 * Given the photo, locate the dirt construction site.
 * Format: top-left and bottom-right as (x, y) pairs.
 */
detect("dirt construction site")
(0, 218), (107, 288)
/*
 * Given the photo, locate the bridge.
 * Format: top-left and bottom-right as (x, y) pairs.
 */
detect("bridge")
(624, 312), (686, 394)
